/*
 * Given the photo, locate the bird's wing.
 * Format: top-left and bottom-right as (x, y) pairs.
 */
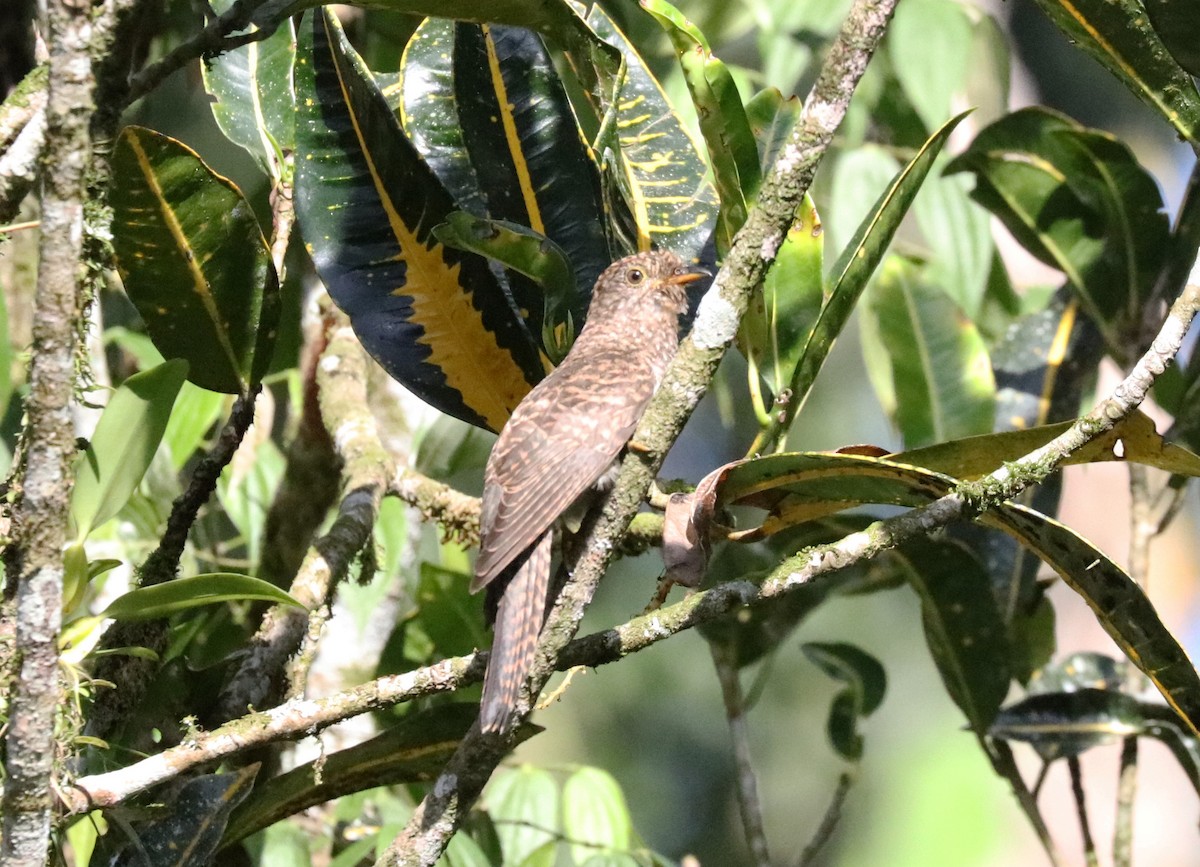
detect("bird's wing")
(473, 367), (654, 588)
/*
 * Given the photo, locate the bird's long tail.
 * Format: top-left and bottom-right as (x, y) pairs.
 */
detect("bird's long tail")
(480, 528), (553, 733)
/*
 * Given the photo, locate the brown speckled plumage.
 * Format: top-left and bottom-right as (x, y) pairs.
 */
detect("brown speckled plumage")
(473, 250), (707, 733)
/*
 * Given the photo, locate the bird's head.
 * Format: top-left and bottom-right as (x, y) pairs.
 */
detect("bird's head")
(590, 250), (710, 320)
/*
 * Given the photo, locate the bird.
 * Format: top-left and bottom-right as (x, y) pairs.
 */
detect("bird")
(472, 249), (709, 733)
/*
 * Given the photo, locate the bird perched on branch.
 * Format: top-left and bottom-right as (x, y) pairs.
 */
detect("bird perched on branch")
(472, 249), (708, 733)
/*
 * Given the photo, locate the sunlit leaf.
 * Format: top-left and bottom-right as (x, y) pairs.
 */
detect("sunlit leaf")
(642, 0), (760, 254)
(69, 359), (188, 542)
(98, 572), (302, 622)
(946, 107), (1169, 355)
(579, 5), (718, 260)
(864, 258), (995, 448)
(990, 688), (1142, 760)
(562, 767), (633, 865)
(788, 112), (970, 419)
(110, 127), (281, 394)
(487, 766), (559, 867)
(202, 0), (296, 178)
(889, 0), (973, 133)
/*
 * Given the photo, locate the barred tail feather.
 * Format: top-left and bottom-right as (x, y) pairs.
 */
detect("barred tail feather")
(480, 529), (553, 733)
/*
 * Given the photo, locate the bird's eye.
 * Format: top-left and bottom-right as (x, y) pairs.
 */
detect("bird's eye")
(626, 268), (645, 284)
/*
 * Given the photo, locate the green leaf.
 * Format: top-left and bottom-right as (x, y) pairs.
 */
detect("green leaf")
(888, 0), (973, 133)
(98, 573), (302, 622)
(893, 539), (1011, 732)
(433, 213), (578, 363)
(913, 166), (993, 320)
(946, 107), (1169, 354)
(202, 0), (296, 178)
(110, 126), (281, 394)
(396, 18), (487, 216)
(294, 9), (541, 433)
(643, 0), (761, 254)
(864, 258), (995, 448)
(990, 688), (1143, 761)
(452, 23), (610, 315)
(1143, 0), (1200, 76)
(787, 111), (970, 421)
(561, 767), (633, 865)
(580, 5), (718, 260)
(1028, 0), (1200, 142)
(745, 86), (802, 175)
(803, 642), (887, 760)
(69, 359), (188, 542)
(739, 195), (824, 409)
(487, 766), (559, 867)
(111, 767), (258, 867)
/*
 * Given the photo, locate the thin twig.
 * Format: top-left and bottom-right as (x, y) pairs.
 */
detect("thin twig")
(0, 0), (93, 860)
(797, 772), (853, 867)
(1113, 736), (1138, 867)
(1068, 756), (1099, 867)
(711, 644), (771, 867)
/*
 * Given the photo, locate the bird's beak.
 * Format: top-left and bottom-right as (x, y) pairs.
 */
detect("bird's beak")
(665, 265), (712, 287)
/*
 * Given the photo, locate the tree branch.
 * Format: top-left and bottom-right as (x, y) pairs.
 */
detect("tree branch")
(0, 0), (93, 861)
(216, 312), (393, 720)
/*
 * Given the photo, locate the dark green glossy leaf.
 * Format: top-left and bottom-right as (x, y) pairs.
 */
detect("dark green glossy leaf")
(487, 766), (559, 867)
(864, 258), (995, 448)
(1142, 701), (1200, 797)
(643, 0), (760, 254)
(1143, 0), (1200, 76)
(740, 195), (824, 411)
(433, 213), (578, 363)
(110, 126), (281, 394)
(803, 641), (886, 760)
(453, 23), (610, 325)
(579, 5), (718, 261)
(295, 9), (542, 432)
(946, 107), (1169, 354)
(395, 18), (487, 217)
(98, 572), (303, 622)
(202, 0), (296, 178)
(69, 359), (188, 542)
(112, 767), (258, 867)
(561, 767), (633, 865)
(990, 688), (1143, 761)
(893, 538), (1010, 732)
(251, 0), (623, 110)
(411, 562), (490, 659)
(222, 705), (536, 846)
(1029, 0), (1200, 142)
(787, 111), (969, 420)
